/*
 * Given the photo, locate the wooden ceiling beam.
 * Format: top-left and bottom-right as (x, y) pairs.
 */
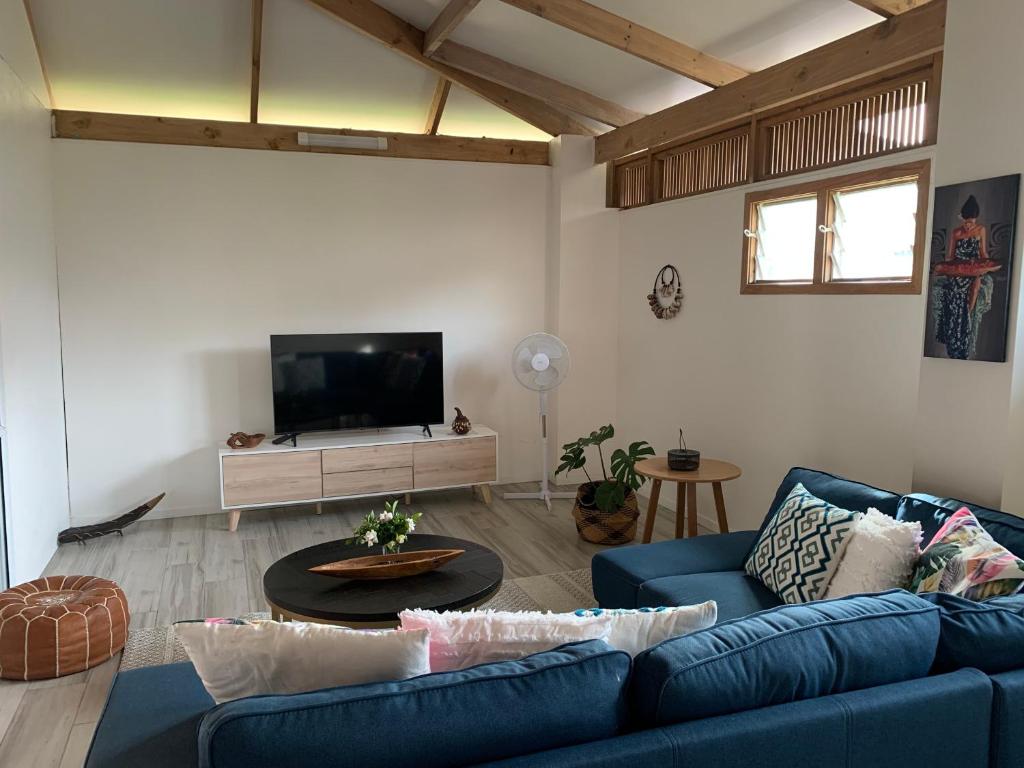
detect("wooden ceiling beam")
(424, 78), (451, 134)
(52, 110), (550, 165)
(423, 0), (482, 56)
(848, 0), (933, 18)
(497, 0), (747, 87)
(249, 0), (263, 123)
(22, 0), (54, 107)
(306, 0), (594, 136)
(594, 0), (947, 164)
(432, 40), (643, 127)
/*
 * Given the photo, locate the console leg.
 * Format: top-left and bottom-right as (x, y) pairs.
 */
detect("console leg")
(477, 484), (492, 505)
(314, 502), (323, 516)
(404, 493), (412, 505)
(227, 509), (241, 532)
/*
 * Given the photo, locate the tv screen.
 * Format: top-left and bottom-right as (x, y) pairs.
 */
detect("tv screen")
(270, 332), (443, 434)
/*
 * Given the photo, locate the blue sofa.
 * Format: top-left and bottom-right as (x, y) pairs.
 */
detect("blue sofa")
(594, 466), (1024, 768)
(84, 467), (1021, 768)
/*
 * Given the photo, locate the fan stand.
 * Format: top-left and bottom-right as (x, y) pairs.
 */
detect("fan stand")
(503, 391), (576, 511)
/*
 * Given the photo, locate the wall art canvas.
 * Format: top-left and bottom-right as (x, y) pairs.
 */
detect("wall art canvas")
(924, 174), (1020, 362)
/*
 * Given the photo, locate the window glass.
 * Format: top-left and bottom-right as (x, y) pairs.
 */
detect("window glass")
(830, 181), (917, 280)
(753, 196), (817, 282)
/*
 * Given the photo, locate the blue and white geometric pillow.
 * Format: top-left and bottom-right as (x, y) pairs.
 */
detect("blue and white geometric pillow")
(744, 483), (860, 604)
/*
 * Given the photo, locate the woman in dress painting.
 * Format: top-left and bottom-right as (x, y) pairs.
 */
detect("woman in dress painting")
(933, 195), (1002, 359)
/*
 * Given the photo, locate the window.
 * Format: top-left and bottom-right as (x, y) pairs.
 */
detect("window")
(741, 160), (930, 295)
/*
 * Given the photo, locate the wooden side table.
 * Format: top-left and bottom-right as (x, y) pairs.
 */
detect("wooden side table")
(635, 458), (742, 543)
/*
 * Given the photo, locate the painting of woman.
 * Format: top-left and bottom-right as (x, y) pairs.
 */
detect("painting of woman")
(925, 175), (1019, 363)
(933, 195), (1002, 359)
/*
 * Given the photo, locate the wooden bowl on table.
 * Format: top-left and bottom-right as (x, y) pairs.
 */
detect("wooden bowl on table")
(308, 549), (465, 580)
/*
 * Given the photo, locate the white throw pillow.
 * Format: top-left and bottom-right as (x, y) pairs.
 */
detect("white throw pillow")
(175, 620), (430, 704)
(399, 602), (716, 671)
(824, 508), (923, 599)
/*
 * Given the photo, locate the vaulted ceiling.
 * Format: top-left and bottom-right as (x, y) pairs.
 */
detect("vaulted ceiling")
(26, 0), (897, 141)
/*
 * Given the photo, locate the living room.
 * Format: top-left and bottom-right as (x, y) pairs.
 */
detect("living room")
(1, 0), (1023, 766)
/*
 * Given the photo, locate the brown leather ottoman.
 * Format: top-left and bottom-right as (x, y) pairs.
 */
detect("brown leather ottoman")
(0, 575), (129, 680)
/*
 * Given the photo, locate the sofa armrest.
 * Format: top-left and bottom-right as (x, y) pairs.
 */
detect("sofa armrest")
(592, 531), (759, 608)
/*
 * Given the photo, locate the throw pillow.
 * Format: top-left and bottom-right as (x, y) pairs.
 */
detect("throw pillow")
(825, 508), (923, 598)
(175, 620), (430, 704)
(910, 507), (1024, 600)
(744, 483), (859, 604)
(399, 602), (716, 671)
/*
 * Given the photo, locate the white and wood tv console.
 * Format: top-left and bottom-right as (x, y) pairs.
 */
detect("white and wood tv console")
(218, 426), (498, 531)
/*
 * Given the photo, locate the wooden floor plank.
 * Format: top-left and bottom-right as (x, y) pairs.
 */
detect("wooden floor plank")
(0, 684), (85, 768)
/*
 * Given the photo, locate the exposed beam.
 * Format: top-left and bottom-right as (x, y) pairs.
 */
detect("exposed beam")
(249, 0), (263, 123)
(306, 0), (594, 136)
(52, 111), (550, 165)
(433, 40), (643, 127)
(425, 78), (451, 134)
(498, 0), (747, 87)
(595, 0), (947, 164)
(848, 0), (932, 18)
(423, 0), (481, 57)
(22, 0), (54, 107)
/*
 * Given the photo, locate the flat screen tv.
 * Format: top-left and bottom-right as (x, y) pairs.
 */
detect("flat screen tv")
(270, 332), (443, 436)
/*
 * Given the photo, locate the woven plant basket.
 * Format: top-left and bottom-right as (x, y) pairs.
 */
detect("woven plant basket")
(571, 482), (639, 546)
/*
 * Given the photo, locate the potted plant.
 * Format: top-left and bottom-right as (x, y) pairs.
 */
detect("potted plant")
(349, 499), (421, 556)
(556, 425), (655, 545)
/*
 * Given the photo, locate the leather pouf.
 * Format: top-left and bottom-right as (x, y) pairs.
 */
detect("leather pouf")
(0, 575), (129, 680)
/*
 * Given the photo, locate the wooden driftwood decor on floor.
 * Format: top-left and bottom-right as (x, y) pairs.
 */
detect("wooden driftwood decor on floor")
(57, 493), (165, 544)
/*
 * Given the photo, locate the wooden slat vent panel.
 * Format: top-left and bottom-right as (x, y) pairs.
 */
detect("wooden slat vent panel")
(656, 129), (748, 201)
(759, 78), (930, 180)
(615, 160), (649, 208)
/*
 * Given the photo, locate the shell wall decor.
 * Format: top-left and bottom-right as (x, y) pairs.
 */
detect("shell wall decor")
(647, 264), (683, 319)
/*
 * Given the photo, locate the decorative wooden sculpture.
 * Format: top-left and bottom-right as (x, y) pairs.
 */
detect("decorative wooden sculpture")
(647, 264), (684, 319)
(308, 549), (464, 580)
(451, 407), (472, 435)
(226, 432), (266, 449)
(56, 493), (165, 545)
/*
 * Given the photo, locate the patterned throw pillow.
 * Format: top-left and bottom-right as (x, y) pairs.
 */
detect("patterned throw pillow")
(745, 483), (860, 604)
(910, 507), (1024, 600)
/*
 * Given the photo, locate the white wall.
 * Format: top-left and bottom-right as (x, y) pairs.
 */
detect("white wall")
(53, 141), (549, 523)
(0, 48), (69, 582)
(615, 152), (933, 531)
(912, 0), (1024, 511)
(548, 136), (621, 462)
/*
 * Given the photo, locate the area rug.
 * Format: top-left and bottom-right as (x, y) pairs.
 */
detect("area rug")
(120, 568), (594, 671)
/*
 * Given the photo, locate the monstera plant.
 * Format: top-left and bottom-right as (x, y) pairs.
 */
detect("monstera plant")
(556, 425), (654, 545)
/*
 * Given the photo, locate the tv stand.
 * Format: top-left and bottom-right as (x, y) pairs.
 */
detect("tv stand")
(272, 433), (300, 447)
(218, 426), (497, 531)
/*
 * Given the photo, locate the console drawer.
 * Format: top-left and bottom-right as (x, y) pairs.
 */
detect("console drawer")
(323, 467), (413, 497)
(413, 436), (497, 489)
(223, 451), (322, 507)
(322, 444), (414, 474)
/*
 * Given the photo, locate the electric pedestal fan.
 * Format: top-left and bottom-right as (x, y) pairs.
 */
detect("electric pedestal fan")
(504, 333), (577, 510)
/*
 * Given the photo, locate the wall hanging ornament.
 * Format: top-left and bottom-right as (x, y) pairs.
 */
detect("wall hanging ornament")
(647, 264), (683, 319)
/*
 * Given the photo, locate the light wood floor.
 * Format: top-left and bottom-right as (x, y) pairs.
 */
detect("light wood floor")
(0, 482), (689, 768)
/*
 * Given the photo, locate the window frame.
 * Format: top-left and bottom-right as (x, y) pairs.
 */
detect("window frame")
(740, 159), (931, 295)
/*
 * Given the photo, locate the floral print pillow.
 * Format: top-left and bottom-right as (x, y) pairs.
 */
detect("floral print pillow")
(910, 507), (1024, 601)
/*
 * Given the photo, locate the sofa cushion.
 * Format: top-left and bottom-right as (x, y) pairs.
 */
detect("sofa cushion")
(630, 590), (939, 726)
(744, 483), (860, 604)
(919, 591), (1024, 674)
(198, 639), (630, 768)
(991, 669), (1024, 768)
(637, 571), (781, 622)
(898, 492), (1024, 555)
(86, 661), (212, 768)
(751, 468), (901, 557)
(592, 531), (759, 608)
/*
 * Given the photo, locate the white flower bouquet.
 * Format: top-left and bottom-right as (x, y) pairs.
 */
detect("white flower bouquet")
(349, 499), (421, 554)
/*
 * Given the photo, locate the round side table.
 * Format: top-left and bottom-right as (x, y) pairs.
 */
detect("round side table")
(635, 458), (742, 543)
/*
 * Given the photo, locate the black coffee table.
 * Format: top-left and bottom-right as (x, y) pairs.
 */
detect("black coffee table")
(263, 534), (504, 627)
